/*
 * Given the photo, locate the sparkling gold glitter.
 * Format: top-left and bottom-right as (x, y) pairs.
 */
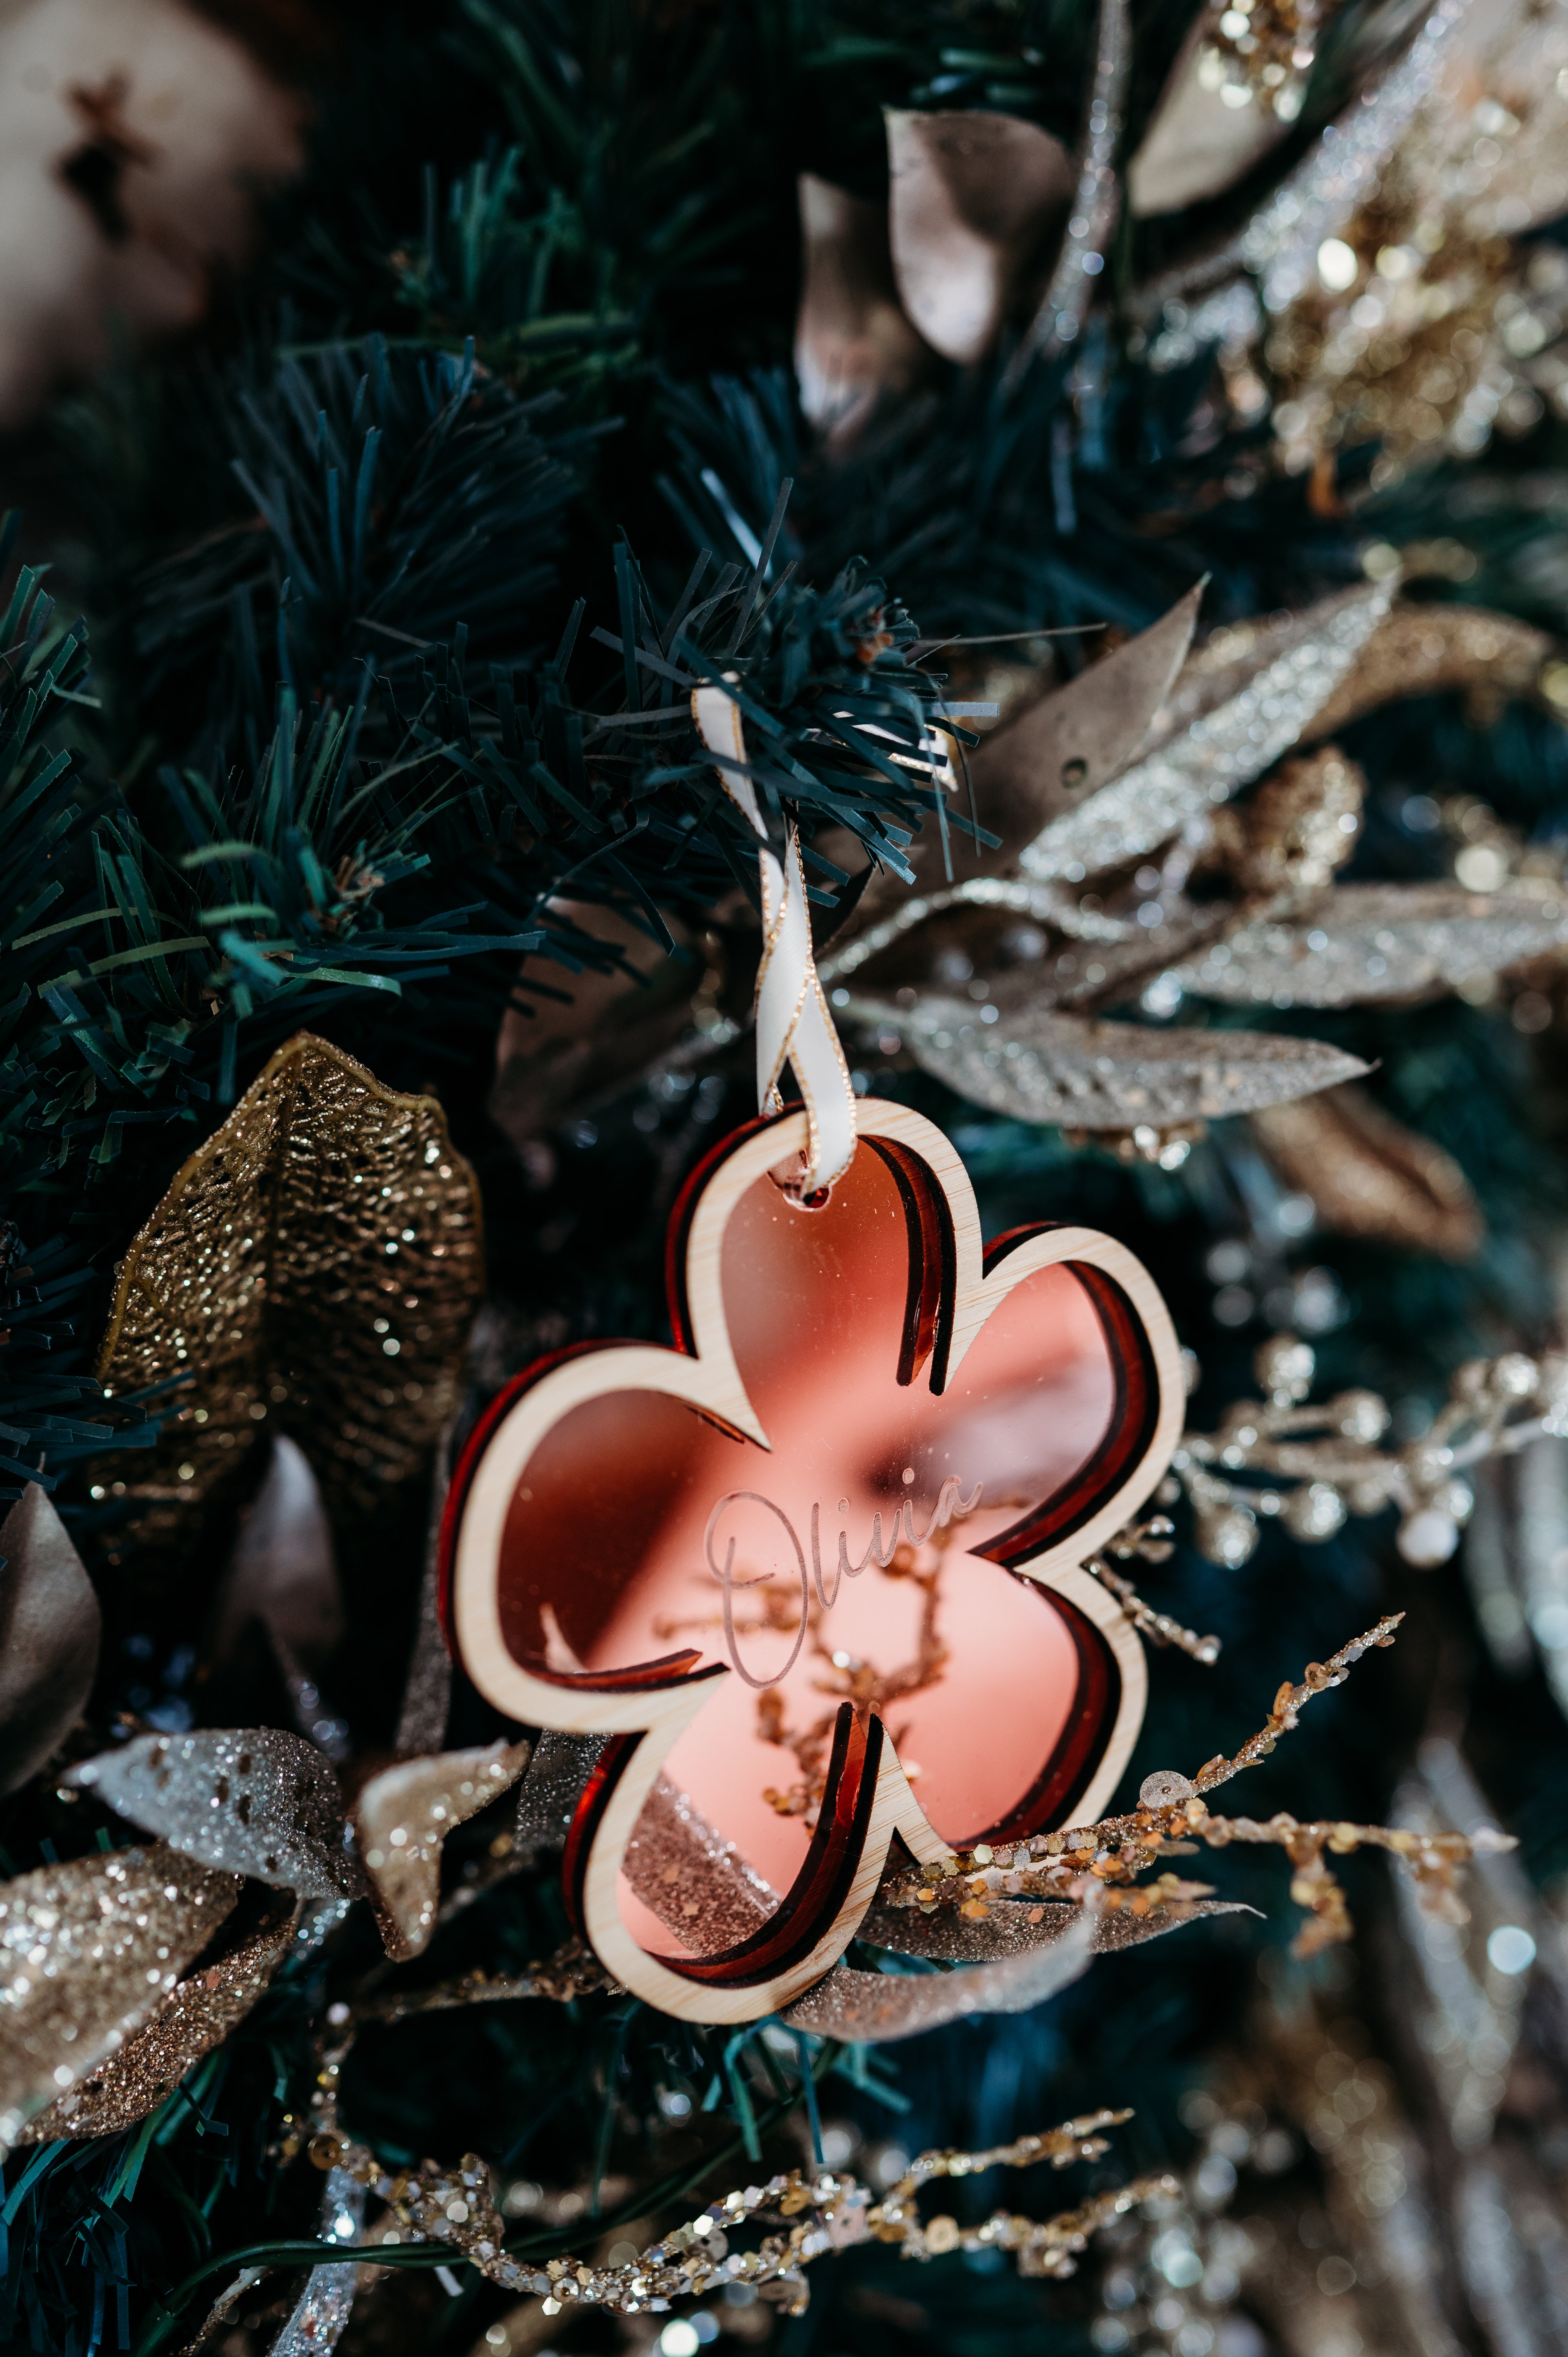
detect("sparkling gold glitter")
(0, 1839), (238, 2152)
(17, 1891), (298, 2142)
(93, 1031), (482, 1567)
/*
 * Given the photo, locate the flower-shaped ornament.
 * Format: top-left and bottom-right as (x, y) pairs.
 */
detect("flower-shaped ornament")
(442, 1100), (1182, 2023)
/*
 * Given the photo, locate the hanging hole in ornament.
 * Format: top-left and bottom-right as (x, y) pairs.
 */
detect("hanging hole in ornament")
(768, 1147), (838, 1211)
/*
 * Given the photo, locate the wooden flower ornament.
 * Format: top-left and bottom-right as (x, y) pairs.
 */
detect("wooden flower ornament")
(441, 1101), (1183, 2023)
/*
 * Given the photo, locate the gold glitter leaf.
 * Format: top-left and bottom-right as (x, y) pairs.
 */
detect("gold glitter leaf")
(16, 1890), (299, 2143)
(1250, 1085), (1484, 1261)
(845, 997), (1369, 1127)
(67, 1728), (361, 1899)
(0, 1839), (238, 2153)
(353, 1738), (531, 1960)
(780, 1904), (1100, 2039)
(94, 1030), (482, 1560)
(0, 1484), (101, 1796)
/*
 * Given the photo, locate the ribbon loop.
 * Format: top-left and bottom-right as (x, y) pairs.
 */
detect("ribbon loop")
(693, 681), (858, 1191)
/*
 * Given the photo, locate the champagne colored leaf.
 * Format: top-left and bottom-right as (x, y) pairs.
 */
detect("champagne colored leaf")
(1250, 1086), (1484, 1261)
(1173, 882), (1568, 1008)
(16, 1890), (299, 2143)
(0, 1484), (100, 1795)
(353, 1738), (531, 1960)
(886, 110), (1074, 365)
(0, 1841), (238, 2152)
(860, 1895), (1250, 1962)
(1128, 16), (1300, 218)
(94, 1031), (483, 1568)
(209, 1431), (344, 1679)
(1017, 585), (1392, 885)
(68, 1727), (361, 1899)
(795, 174), (926, 442)
(824, 588), (1202, 972)
(847, 996), (1369, 1127)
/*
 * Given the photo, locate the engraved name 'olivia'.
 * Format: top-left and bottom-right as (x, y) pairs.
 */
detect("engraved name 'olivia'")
(702, 1478), (984, 1689)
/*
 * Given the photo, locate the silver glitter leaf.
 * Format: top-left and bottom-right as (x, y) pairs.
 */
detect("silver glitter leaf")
(885, 110), (1074, 364)
(0, 1839), (238, 2152)
(0, 1484), (100, 1796)
(68, 1729), (362, 1900)
(781, 1903), (1097, 2041)
(354, 1737), (531, 1960)
(848, 996), (1369, 1127)
(1017, 584), (1392, 885)
(1171, 883), (1568, 1009)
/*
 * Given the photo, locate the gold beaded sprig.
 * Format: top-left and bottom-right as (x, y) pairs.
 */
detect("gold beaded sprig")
(300, 2112), (1173, 2318)
(878, 1615), (1514, 1955)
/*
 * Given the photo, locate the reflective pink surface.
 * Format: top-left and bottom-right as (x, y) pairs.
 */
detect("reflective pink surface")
(498, 1141), (1116, 1897)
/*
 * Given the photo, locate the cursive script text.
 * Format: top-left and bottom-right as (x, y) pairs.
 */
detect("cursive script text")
(702, 1478), (983, 1689)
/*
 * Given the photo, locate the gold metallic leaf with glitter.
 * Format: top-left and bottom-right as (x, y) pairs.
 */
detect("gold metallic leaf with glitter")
(16, 1891), (299, 2143)
(353, 1739), (532, 1960)
(1251, 1085), (1483, 1261)
(94, 1031), (482, 1562)
(0, 1839), (238, 2152)
(68, 1728), (361, 1898)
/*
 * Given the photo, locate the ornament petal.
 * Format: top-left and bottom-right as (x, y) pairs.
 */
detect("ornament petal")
(16, 1890), (300, 2142)
(0, 1483), (101, 1795)
(92, 1031), (482, 1572)
(68, 1729), (362, 1899)
(1174, 883), (1568, 1007)
(850, 997), (1368, 1127)
(885, 110), (1075, 365)
(0, 1840), (238, 2152)
(353, 1738), (532, 1959)
(1017, 585), (1392, 885)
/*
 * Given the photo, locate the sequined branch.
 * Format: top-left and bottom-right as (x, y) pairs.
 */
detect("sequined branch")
(299, 2111), (1171, 2318)
(877, 1615), (1514, 1954)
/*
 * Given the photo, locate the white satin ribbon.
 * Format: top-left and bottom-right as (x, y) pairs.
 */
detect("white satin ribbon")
(692, 680), (858, 1191)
